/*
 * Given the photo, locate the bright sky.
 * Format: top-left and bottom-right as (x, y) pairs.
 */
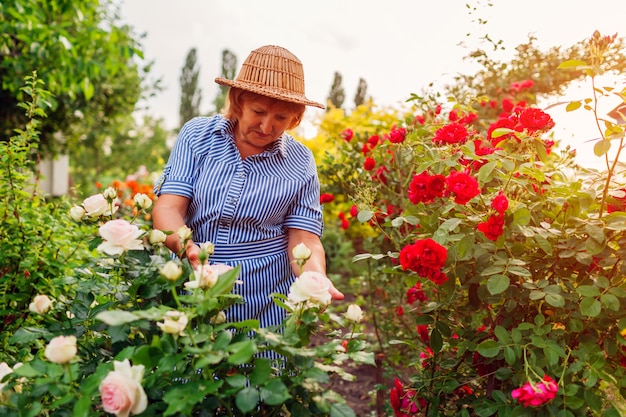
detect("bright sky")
(116, 0), (626, 170)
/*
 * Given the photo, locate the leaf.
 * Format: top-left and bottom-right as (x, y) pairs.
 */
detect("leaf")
(487, 274), (509, 295)
(430, 328), (443, 353)
(95, 310), (141, 326)
(533, 235), (553, 255)
(512, 207), (531, 226)
(438, 218), (462, 232)
(227, 340), (257, 365)
(235, 387), (260, 414)
(491, 127), (515, 138)
(545, 293), (565, 308)
(481, 265), (505, 276)
(477, 340), (500, 358)
(477, 160), (497, 183)
(557, 59), (588, 69)
(565, 101), (582, 112)
(601, 293), (620, 311)
(357, 210), (374, 223)
(507, 266), (532, 277)
(580, 297), (602, 317)
(576, 285), (600, 297)
(329, 402), (357, 417)
(260, 379), (291, 406)
(594, 139), (611, 157)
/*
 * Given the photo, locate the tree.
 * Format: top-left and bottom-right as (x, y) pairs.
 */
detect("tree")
(179, 48), (202, 128)
(0, 0), (149, 157)
(353, 78), (368, 108)
(212, 49), (237, 114)
(327, 71), (345, 110)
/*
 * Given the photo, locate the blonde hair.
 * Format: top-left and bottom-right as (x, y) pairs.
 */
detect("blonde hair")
(223, 88), (305, 130)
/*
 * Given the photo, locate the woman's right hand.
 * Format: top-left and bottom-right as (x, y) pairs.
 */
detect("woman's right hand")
(184, 242), (201, 270)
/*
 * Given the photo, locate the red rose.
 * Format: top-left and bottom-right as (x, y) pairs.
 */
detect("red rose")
(477, 214), (505, 241)
(406, 282), (427, 305)
(432, 123), (469, 145)
(445, 171), (480, 205)
(491, 192), (509, 213)
(400, 238), (448, 271)
(408, 172), (445, 204)
(364, 157), (376, 171)
(387, 126), (407, 144)
(320, 193), (335, 204)
(341, 128), (354, 141)
(518, 107), (555, 132)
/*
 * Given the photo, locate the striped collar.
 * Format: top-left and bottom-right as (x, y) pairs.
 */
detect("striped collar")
(216, 116), (288, 159)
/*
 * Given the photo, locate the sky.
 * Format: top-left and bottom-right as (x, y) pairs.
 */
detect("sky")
(114, 0), (626, 170)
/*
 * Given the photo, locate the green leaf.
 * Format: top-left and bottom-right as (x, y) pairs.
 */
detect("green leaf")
(504, 347), (517, 366)
(95, 310), (140, 325)
(357, 210), (374, 223)
(477, 161), (497, 183)
(73, 394), (91, 417)
(533, 235), (553, 255)
(576, 285), (600, 297)
(430, 328), (443, 353)
(512, 207), (531, 226)
(487, 274), (510, 295)
(438, 218), (462, 232)
(580, 297), (602, 317)
(235, 387), (260, 414)
(250, 358), (272, 386)
(481, 265), (505, 276)
(601, 293), (620, 311)
(329, 402), (357, 417)
(227, 340), (258, 365)
(545, 293), (565, 308)
(9, 327), (52, 344)
(477, 340), (500, 358)
(260, 379), (291, 406)
(507, 266), (532, 277)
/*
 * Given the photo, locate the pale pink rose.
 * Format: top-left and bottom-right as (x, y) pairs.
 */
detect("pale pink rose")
(156, 311), (188, 335)
(44, 335), (77, 364)
(83, 193), (117, 218)
(29, 294), (54, 314)
(0, 362), (13, 402)
(98, 219), (144, 256)
(288, 271), (333, 306)
(185, 263), (233, 289)
(99, 359), (147, 417)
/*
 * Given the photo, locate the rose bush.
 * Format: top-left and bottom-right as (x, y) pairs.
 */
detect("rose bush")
(316, 32), (626, 415)
(0, 77), (374, 416)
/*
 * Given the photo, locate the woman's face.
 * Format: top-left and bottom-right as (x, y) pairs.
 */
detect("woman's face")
(234, 99), (296, 156)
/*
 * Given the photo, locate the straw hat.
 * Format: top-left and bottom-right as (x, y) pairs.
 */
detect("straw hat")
(215, 45), (324, 109)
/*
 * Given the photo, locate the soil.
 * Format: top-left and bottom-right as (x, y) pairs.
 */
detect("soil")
(310, 294), (389, 417)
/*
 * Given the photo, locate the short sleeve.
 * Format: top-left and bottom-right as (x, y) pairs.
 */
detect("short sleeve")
(283, 156), (323, 236)
(154, 118), (206, 198)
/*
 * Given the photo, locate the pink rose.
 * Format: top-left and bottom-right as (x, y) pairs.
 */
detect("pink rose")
(288, 271), (333, 306)
(29, 294), (54, 314)
(97, 219), (144, 256)
(100, 359), (148, 417)
(83, 193), (117, 218)
(44, 335), (77, 364)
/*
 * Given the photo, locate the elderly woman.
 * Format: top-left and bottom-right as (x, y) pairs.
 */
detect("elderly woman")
(152, 45), (342, 330)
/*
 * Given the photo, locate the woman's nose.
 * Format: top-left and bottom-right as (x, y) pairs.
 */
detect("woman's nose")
(259, 116), (274, 134)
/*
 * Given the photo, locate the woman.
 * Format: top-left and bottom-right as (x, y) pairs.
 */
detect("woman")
(152, 45), (343, 329)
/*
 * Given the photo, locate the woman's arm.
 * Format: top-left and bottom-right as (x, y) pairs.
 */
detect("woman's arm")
(288, 228), (344, 300)
(152, 194), (200, 268)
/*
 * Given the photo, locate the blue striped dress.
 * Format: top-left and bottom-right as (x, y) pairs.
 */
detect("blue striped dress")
(154, 115), (323, 329)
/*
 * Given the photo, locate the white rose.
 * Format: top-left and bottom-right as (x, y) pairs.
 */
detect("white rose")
(99, 359), (147, 417)
(199, 241), (215, 255)
(82, 193), (111, 218)
(177, 225), (193, 242)
(160, 261), (182, 281)
(97, 219), (144, 255)
(69, 205), (86, 222)
(211, 311), (226, 325)
(184, 263), (233, 289)
(148, 229), (167, 245)
(133, 193), (152, 210)
(44, 335), (77, 364)
(102, 187), (117, 201)
(156, 311), (188, 335)
(292, 242), (312, 261)
(288, 271), (332, 306)
(0, 362), (13, 402)
(344, 304), (364, 323)
(29, 294), (54, 314)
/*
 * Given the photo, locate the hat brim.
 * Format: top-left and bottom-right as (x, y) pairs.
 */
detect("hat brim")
(215, 77), (325, 109)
